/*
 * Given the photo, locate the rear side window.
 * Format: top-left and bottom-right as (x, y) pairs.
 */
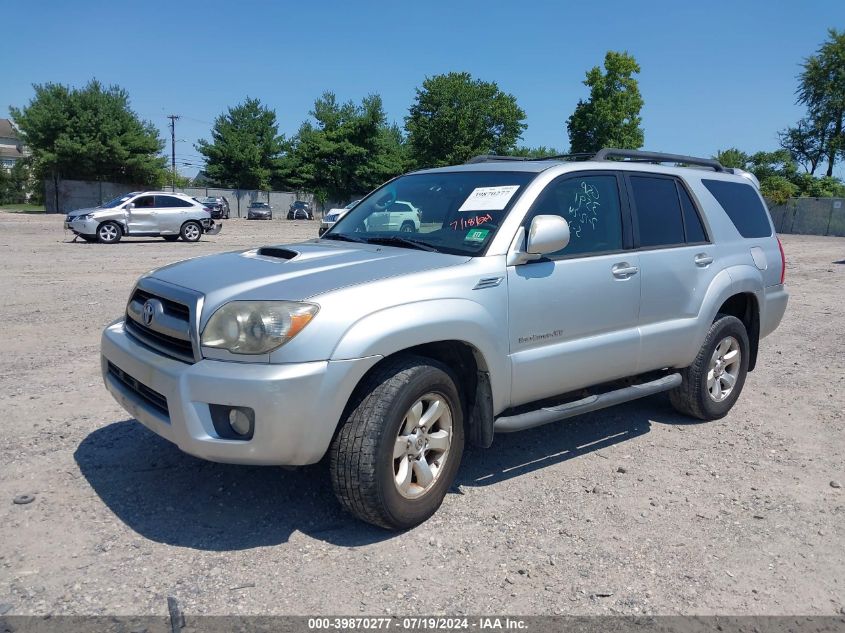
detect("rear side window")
(629, 176), (685, 247)
(156, 195), (193, 208)
(678, 185), (707, 243)
(702, 179), (772, 238)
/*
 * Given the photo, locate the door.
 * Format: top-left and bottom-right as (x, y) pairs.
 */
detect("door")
(508, 172), (641, 407)
(125, 195), (157, 233)
(625, 174), (719, 371)
(155, 195), (194, 233)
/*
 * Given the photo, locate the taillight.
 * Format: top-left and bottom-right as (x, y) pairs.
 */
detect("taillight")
(777, 236), (786, 284)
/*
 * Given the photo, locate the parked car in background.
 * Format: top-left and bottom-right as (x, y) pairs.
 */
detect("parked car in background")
(287, 200), (313, 220)
(247, 202), (273, 220)
(65, 191), (221, 243)
(319, 199), (360, 236)
(364, 199), (421, 233)
(195, 196), (230, 219)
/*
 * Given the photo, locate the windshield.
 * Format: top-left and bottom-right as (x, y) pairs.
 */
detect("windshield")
(101, 194), (134, 209)
(326, 171), (536, 255)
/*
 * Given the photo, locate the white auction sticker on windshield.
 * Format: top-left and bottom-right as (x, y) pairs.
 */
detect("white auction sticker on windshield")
(458, 185), (520, 212)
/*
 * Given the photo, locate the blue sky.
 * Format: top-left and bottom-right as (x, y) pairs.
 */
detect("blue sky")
(2, 0), (844, 177)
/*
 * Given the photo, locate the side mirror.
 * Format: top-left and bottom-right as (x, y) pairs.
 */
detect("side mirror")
(125, 202), (135, 212)
(508, 215), (570, 266)
(527, 215), (570, 255)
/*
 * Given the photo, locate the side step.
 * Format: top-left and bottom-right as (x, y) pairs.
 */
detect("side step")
(494, 373), (682, 433)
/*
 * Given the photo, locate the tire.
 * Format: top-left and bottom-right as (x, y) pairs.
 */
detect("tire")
(162, 235), (179, 242)
(400, 221), (416, 233)
(330, 355), (465, 530)
(669, 314), (750, 420)
(97, 222), (121, 244)
(180, 221), (202, 242)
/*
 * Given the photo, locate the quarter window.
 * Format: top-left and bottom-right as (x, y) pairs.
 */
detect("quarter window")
(629, 176), (685, 247)
(702, 179), (772, 238)
(526, 174), (624, 257)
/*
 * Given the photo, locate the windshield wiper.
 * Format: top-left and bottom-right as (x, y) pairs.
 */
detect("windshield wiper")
(364, 236), (439, 252)
(322, 233), (366, 243)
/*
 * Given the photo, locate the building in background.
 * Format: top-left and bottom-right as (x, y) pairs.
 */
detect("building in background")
(0, 119), (27, 171)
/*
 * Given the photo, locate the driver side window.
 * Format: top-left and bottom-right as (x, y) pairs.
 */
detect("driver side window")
(526, 174), (623, 258)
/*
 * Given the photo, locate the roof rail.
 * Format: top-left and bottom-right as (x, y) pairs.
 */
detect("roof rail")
(465, 155), (535, 164)
(593, 148), (727, 172)
(465, 152), (596, 164)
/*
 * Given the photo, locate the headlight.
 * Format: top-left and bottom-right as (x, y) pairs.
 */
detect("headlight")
(201, 301), (319, 354)
(74, 213), (93, 221)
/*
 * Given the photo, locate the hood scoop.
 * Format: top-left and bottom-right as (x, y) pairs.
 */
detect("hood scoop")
(255, 246), (298, 260)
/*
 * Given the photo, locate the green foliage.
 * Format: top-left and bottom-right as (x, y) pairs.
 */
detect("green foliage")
(279, 92), (405, 203)
(567, 51), (644, 154)
(405, 72), (526, 168)
(0, 161), (34, 205)
(795, 29), (845, 176)
(196, 97), (285, 190)
(10, 80), (167, 186)
(509, 146), (561, 158)
(778, 118), (828, 174)
(715, 146), (845, 201)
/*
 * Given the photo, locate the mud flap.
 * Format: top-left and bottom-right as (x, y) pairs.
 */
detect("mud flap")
(205, 223), (222, 236)
(468, 370), (494, 448)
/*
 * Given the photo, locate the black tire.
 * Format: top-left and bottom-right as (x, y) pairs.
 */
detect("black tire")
(400, 221), (416, 233)
(97, 221), (122, 244)
(180, 221), (202, 242)
(669, 314), (750, 420)
(162, 235), (179, 242)
(330, 355), (465, 530)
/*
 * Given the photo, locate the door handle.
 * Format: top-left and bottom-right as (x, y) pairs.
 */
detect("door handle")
(694, 253), (714, 267)
(611, 262), (639, 278)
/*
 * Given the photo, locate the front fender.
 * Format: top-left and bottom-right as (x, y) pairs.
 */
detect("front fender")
(330, 299), (511, 413)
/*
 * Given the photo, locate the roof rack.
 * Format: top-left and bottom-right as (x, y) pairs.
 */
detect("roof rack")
(592, 148), (727, 172)
(465, 148), (727, 172)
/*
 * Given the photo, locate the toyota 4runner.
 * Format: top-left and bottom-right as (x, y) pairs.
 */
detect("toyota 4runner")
(101, 149), (788, 529)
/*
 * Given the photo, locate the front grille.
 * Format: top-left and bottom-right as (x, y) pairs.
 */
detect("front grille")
(125, 285), (197, 363)
(107, 362), (169, 417)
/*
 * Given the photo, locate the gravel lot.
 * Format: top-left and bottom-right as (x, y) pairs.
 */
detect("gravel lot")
(0, 212), (843, 616)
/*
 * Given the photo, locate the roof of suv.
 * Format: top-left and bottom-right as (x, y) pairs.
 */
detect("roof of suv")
(415, 148), (758, 187)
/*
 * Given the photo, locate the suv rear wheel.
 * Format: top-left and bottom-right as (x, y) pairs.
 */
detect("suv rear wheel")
(670, 314), (750, 420)
(330, 355), (464, 529)
(180, 221), (202, 242)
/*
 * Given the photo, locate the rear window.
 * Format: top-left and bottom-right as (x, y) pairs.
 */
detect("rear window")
(629, 175), (685, 247)
(702, 179), (772, 238)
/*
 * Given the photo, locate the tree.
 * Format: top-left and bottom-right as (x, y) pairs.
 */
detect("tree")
(405, 72), (526, 167)
(567, 51), (644, 154)
(714, 146), (845, 201)
(10, 80), (167, 187)
(778, 118), (829, 174)
(196, 97), (285, 190)
(795, 29), (845, 177)
(279, 92), (405, 204)
(509, 146), (561, 158)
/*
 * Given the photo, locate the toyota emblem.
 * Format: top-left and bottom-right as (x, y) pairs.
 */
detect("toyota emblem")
(142, 300), (155, 326)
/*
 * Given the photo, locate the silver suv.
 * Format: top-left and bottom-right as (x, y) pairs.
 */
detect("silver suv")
(66, 191), (221, 243)
(100, 149), (788, 529)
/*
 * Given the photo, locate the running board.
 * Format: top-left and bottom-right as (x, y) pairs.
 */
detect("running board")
(494, 373), (682, 433)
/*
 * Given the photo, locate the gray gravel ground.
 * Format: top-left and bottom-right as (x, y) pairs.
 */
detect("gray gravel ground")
(0, 212), (843, 616)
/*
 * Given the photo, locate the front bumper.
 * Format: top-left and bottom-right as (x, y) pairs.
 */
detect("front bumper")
(65, 216), (98, 235)
(101, 319), (381, 465)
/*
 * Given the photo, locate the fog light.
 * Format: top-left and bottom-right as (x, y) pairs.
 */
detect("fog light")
(209, 404), (255, 440)
(228, 408), (251, 436)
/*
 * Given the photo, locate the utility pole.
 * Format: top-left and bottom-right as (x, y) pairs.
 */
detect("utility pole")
(167, 114), (180, 192)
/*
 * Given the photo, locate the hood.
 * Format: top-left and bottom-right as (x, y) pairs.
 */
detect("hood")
(66, 207), (98, 218)
(148, 239), (468, 311)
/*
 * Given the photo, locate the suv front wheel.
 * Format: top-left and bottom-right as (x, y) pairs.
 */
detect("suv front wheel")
(670, 314), (750, 420)
(330, 355), (464, 529)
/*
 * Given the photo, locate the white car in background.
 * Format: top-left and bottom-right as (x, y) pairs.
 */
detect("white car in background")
(319, 200), (360, 236)
(366, 200), (422, 233)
